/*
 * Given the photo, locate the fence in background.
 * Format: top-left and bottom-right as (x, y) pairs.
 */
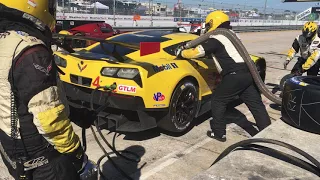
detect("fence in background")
(56, 13), (315, 27)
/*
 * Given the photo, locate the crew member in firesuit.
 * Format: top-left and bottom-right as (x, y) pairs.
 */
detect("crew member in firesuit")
(283, 21), (320, 76)
(0, 1), (87, 179)
(175, 11), (271, 142)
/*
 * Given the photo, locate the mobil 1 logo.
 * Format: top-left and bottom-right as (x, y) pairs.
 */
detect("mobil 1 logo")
(152, 63), (178, 72)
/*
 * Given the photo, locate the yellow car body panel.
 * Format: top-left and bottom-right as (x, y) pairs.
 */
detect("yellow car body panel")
(54, 31), (264, 110)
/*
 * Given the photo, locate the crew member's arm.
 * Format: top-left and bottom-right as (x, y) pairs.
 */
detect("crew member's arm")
(179, 38), (219, 59)
(180, 45), (206, 59)
(284, 38), (300, 69)
(13, 45), (81, 154)
(287, 38), (300, 62)
(301, 47), (320, 71)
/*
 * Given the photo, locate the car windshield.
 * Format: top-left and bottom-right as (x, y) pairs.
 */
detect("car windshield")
(88, 31), (172, 56)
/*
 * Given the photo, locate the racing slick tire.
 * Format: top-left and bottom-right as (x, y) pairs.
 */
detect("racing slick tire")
(281, 76), (320, 134)
(158, 79), (199, 132)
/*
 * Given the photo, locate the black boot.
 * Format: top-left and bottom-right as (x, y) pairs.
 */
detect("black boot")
(207, 130), (226, 142)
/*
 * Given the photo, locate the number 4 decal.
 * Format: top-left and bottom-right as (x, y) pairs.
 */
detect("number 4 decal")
(92, 76), (100, 87)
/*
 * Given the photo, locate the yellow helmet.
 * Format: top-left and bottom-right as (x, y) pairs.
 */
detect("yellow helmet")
(302, 21), (318, 40)
(205, 10), (230, 33)
(0, 0), (56, 31)
(59, 30), (72, 35)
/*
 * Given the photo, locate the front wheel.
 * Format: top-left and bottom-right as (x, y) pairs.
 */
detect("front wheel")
(158, 80), (199, 132)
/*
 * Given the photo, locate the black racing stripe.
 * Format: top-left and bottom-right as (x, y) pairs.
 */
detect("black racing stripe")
(134, 30), (174, 39)
(110, 33), (170, 44)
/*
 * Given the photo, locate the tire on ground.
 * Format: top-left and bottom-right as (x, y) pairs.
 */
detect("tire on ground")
(157, 79), (199, 132)
(281, 76), (320, 134)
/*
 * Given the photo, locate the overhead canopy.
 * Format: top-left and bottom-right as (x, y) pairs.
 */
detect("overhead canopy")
(282, 0), (320, 2)
(90, 2), (109, 9)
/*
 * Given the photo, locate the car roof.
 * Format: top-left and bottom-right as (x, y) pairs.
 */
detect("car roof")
(108, 30), (199, 44)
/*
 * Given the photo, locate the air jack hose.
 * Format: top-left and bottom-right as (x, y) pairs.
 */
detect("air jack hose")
(184, 28), (282, 105)
(210, 138), (320, 176)
(89, 85), (142, 180)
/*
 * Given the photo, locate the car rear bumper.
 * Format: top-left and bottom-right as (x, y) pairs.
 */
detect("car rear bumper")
(61, 82), (168, 132)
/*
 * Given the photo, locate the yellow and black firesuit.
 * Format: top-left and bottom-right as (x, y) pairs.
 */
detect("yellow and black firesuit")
(175, 11), (271, 142)
(0, 1), (86, 179)
(284, 21), (320, 76)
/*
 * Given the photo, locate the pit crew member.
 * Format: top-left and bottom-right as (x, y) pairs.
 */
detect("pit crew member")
(175, 11), (271, 142)
(284, 21), (320, 76)
(0, 1), (87, 179)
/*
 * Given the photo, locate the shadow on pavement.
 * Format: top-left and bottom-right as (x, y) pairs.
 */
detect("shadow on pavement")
(120, 99), (261, 140)
(266, 82), (281, 94)
(101, 145), (146, 180)
(269, 103), (282, 111)
(224, 106), (259, 137)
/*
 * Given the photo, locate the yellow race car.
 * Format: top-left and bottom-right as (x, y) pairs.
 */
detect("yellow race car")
(54, 29), (266, 132)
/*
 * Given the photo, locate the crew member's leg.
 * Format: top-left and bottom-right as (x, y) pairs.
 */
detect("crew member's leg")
(210, 72), (251, 140)
(239, 82), (271, 131)
(32, 153), (80, 180)
(0, 152), (17, 179)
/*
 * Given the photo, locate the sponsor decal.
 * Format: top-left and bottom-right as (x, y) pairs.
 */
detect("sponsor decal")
(24, 156), (48, 171)
(118, 85), (136, 93)
(0, 32), (10, 39)
(153, 104), (166, 107)
(78, 61), (87, 72)
(16, 31), (28, 36)
(296, 8), (311, 20)
(153, 92), (165, 101)
(152, 63), (178, 72)
(33, 61), (52, 76)
(27, 0), (37, 7)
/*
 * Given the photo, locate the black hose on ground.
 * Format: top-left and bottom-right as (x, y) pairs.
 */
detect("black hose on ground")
(210, 138), (320, 176)
(184, 28), (282, 105)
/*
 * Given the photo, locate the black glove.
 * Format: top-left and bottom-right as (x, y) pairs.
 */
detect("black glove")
(294, 66), (305, 76)
(175, 45), (185, 58)
(283, 60), (290, 70)
(66, 145), (88, 173)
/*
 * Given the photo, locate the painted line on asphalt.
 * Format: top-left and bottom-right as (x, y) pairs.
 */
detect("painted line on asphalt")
(138, 137), (212, 180)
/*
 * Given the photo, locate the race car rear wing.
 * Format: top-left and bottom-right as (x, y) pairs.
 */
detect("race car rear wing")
(52, 34), (161, 57)
(112, 26), (188, 32)
(52, 33), (140, 52)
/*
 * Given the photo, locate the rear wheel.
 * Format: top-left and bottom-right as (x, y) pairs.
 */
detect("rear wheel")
(159, 80), (199, 132)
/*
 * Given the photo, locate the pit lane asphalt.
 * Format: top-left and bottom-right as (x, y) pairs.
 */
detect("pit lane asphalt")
(0, 30), (301, 180)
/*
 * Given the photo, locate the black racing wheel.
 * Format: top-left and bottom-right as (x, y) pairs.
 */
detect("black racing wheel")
(158, 80), (199, 132)
(281, 76), (320, 134)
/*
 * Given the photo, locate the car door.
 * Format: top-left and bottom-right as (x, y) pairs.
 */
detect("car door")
(190, 57), (220, 91)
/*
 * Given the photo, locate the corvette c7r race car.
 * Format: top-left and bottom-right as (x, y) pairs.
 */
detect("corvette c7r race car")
(54, 29), (267, 133)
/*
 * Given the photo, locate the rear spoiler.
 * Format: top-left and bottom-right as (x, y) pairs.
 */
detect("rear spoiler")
(52, 34), (161, 57)
(52, 33), (140, 52)
(112, 26), (187, 31)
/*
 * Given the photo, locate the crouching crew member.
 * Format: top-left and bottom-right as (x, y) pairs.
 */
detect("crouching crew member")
(284, 21), (320, 76)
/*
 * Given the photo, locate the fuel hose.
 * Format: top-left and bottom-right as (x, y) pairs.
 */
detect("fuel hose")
(184, 28), (282, 105)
